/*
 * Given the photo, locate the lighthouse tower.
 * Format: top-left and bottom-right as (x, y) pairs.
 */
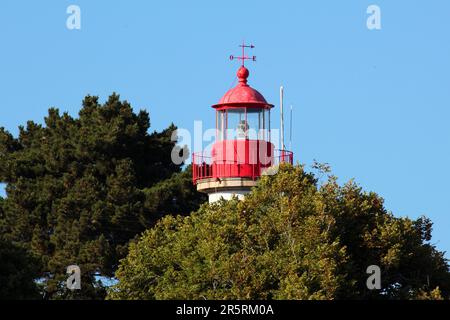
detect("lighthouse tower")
(192, 43), (293, 203)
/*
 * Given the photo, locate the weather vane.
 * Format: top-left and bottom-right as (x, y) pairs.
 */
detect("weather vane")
(229, 41), (256, 66)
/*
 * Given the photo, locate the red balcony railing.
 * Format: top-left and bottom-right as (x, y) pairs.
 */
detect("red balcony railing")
(192, 149), (293, 184)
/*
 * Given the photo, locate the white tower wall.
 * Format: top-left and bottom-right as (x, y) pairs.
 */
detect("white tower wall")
(208, 189), (251, 203)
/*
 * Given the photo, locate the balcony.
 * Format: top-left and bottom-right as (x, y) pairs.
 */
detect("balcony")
(192, 149), (293, 184)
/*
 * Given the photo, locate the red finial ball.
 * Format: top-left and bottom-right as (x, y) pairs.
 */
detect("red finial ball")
(237, 66), (249, 84)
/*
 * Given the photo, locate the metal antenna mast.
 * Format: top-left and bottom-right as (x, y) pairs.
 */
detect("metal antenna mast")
(280, 86), (285, 150)
(289, 105), (293, 152)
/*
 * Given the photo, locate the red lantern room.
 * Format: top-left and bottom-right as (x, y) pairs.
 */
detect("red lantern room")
(192, 43), (293, 203)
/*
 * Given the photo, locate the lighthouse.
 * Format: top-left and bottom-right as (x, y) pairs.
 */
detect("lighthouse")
(192, 43), (293, 203)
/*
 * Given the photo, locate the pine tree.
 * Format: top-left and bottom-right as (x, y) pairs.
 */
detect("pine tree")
(0, 235), (41, 300)
(0, 93), (205, 299)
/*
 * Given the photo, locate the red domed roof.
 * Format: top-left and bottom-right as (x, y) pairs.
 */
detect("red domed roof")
(212, 66), (273, 109)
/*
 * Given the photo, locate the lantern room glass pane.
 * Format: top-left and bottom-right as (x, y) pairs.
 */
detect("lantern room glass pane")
(226, 108), (246, 140)
(261, 109), (267, 139)
(217, 110), (226, 141)
(246, 109), (264, 140)
(217, 108), (270, 141)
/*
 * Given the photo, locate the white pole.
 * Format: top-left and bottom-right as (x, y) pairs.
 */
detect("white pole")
(289, 105), (293, 151)
(280, 86), (285, 150)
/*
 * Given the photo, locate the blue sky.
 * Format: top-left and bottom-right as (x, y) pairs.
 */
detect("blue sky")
(0, 0), (449, 257)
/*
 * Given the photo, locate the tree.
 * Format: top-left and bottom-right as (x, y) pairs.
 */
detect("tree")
(0, 93), (205, 299)
(0, 196), (41, 299)
(108, 164), (450, 300)
(0, 236), (41, 300)
(144, 165), (207, 221)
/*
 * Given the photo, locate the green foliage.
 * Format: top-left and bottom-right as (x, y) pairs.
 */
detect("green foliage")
(144, 165), (207, 220)
(0, 94), (205, 299)
(0, 236), (41, 300)
(108, 164), (450, 300)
